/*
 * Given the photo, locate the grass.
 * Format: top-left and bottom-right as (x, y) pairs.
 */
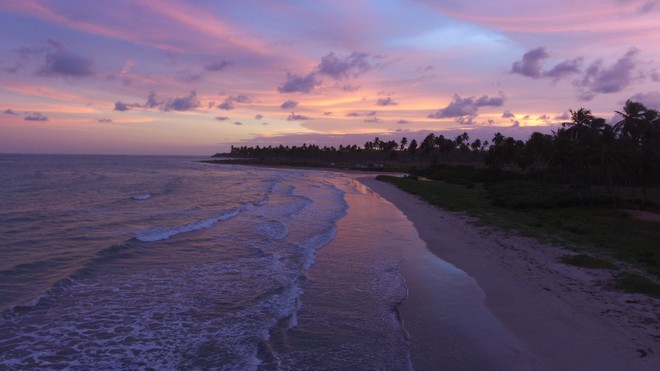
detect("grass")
(616, 273), (660, 298)
(559, 254), (617, 270)
(376, 175), (660, 283)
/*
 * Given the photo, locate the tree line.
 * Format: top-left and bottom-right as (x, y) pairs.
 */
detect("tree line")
(482, 101), (659, 205)
(217, 100), (659, 204)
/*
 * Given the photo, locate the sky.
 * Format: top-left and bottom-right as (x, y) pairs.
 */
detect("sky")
(1, 0), (660, 155)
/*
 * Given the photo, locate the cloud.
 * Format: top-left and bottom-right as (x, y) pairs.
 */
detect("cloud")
(629, 91), (660, 108)
(233, 121), (243, 126)
(114, 102), (129, 111)
(502, 110), (516, 118)
(177, 69), (202, 82)
(323, 111), (332, 115)
(38, 39), (94, 77)
(114, 101), (138, 111)
(456, 116), (478, 125)
(376, 97), (397, 106)
(254, 114), (263, 119)
(428, 93), (505, 118)
(218, 101), (234, 110)
(144, 91), (160, 108)
(364, 116), (381, 123)
(397, 119), (409, 124)
(476, 94), (505, 106)
(511, 47), (549, 78)
(278, 72), (320, 93)
(544, 57), (583, 81)
(277, 52), (376, 94)
(554, 112), (570, 120)
(280, 100), (298, 109)
(346, 111), (378, 117)
(163, 91), (200, 111)
(576, 48), (639, 98)
(215, 116), (230, 121)
(2, 47), (37, 74)
(117, 91), (199, 112)
(636, 0), (659, 13)
(512, 46), (583, 82)
(317, 52), (374, 79)
(218, 94), (252, 110)
(3, 108), (18, 115)
(204, 60), (231, 71)
(651, 70), (660, 82)
(232, 94), (252, 103)
(342, 84), (361, 92)
(96, 118), (113, 123)
(287, 112), (311, 121)
(24, 112), (48, 121)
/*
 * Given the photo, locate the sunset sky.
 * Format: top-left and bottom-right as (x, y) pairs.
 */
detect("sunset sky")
(2, 0), (660, 155)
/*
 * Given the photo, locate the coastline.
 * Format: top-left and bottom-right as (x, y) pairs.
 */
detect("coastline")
(357, 176), (660, 370)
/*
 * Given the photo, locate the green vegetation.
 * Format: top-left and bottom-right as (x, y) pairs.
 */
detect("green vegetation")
(210, 99), (660, 297)
(376, 175), (660, 280)
(559, 254), (617, 270)
(215, 101), (660, 211)
(214, 100), (660, 212)
(616, 273), (660, 298)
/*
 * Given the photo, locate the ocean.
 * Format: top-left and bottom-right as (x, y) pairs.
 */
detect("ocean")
(0, 154), (412, 369)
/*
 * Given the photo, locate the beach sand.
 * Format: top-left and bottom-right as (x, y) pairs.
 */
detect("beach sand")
(358, 176), (660, 370)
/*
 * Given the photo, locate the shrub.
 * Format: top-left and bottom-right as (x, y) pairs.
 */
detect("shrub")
(559, 254), (617, 269)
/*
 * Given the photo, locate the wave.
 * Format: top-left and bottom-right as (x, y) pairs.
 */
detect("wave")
(299, 226), (338, 271)
(133, 209), (240, 242)
(132, 194), (152, 200)
(255, 220), (289, 241)
(1, 241), (130, 315)
(2, 207), (243, 314)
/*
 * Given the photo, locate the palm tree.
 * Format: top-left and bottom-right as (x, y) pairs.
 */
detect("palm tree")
(419, 133), (435, 154)
(592, 124), (622, 206)
(562, 108), (595, 142)
(470, 139), (482, 152)
(525, 132), (553, 169)
(400, 137), (408, 151)
(554, 108), (608, 205)
(614, 100), (647, 140)
(614, 100), (660, 205)
(408, 139), (418, 155)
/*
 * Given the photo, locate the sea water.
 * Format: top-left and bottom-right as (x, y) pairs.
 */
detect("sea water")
(0, 155), (411, 369)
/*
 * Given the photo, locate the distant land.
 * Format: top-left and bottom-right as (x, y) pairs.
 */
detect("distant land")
(207, 100), (660, 297)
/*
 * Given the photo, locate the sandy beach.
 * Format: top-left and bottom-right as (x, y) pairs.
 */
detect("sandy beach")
(358, 176), (660, 370)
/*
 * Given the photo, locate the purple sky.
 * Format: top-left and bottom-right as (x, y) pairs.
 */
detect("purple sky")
(2, 0), (660, 155)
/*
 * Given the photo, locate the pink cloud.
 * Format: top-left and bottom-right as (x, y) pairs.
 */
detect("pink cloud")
(4, 0), (270, 55)
(416, 0), (660, 33)
(576, 48), (640, 100)
(428, 93), (506, 119)
(511, 47), (548, 78)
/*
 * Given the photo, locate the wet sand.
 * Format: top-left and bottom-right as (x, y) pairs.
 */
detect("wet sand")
(358, 176), (660, 370)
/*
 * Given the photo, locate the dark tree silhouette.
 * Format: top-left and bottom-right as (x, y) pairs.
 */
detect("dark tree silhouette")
(615, 100), (660, 203)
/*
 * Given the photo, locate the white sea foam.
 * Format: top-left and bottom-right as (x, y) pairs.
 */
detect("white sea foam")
(132, 194), (152, 200)
(134, 210), (240, 242)
(2, 159), (391, 369)
(299, 226), (337, 270)
(255, 220), (289, 240)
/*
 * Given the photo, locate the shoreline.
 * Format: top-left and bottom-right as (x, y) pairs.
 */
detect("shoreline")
(357, 176), (660, 370)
